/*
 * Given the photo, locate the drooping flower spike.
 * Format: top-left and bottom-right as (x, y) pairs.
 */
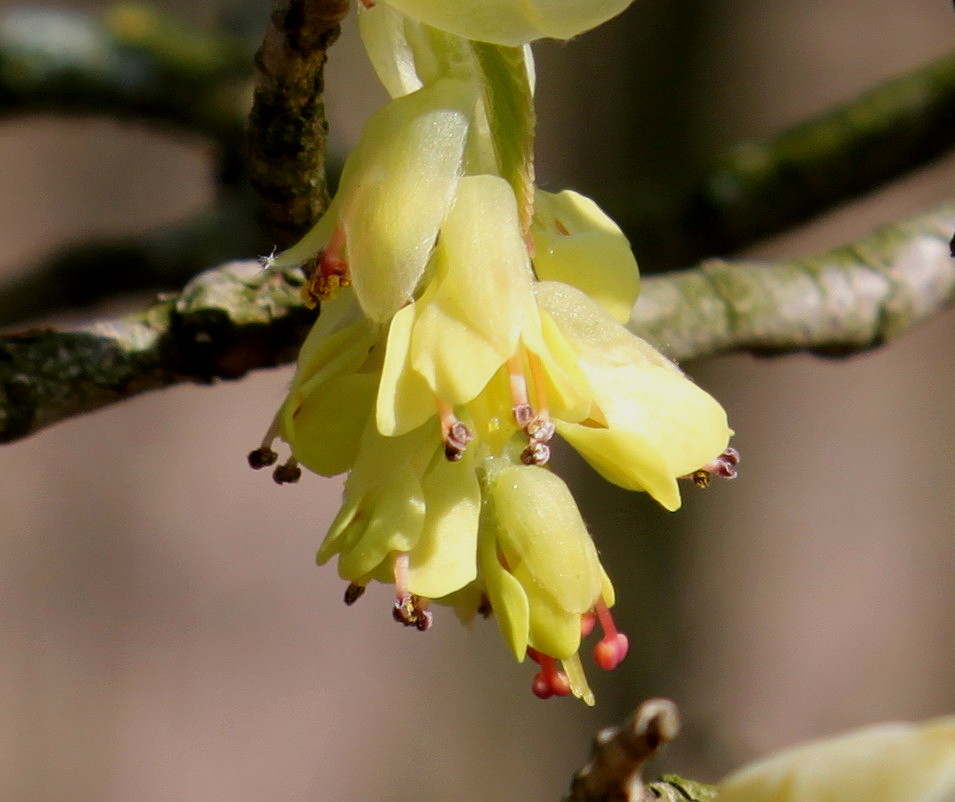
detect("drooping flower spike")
(252, 0), (736, 704)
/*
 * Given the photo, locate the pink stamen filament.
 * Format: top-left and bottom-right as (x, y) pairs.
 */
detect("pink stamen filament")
(593, 598), (630, 671)
(394, 553), (410, 598)
(508, 355), (530, 409)
(437, 399), (456, 440)
(526, 351), (550, 422)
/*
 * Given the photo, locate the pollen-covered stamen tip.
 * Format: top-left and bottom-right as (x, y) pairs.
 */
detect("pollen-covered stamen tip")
(438, 400), (473, 461)
(272, 457), (302, 485)
(528, 648), (571, 699)
(344, 583), (366, 606)
(392, 553), (433, 631)
(593, 598), (630, 671)
(249, 416), (281, 469)
(248, 446), (278, 470)
(688, 447), (741, 488)
(302, 225), (351, 307)
(392, 594), (433, 631)
(521, 441), (551, 466)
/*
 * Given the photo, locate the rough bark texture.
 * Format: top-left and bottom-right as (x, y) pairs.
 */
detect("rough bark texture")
(630, 202), (955, 362)
(246, 0), (349, 247)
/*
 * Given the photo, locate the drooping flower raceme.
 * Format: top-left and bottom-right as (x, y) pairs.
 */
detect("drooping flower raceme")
(252, 1), (736, 704)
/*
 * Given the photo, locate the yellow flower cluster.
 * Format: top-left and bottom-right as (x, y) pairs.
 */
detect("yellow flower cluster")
(252, 0), (735, 704)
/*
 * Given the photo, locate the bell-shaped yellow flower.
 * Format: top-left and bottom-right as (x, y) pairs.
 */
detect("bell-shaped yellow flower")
(378, 0), (635, 46)
(479, 459), (625, 705)
(376, 173), (571, 437)
(715, 717), (955, 802)
(537, 281), (733, 512)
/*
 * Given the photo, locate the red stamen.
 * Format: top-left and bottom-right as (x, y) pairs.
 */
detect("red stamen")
(303, 225), (350, 306)
(593, 598), (630, 671)
(580, 612), (596, 638)
(528, 648), (571, 699)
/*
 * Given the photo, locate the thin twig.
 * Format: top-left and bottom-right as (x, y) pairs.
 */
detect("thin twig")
(563, 699), (682, 802)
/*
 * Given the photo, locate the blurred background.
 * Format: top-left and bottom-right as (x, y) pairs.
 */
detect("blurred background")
(0, 0), (954, 800)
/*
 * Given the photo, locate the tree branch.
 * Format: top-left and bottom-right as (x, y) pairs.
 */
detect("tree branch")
(561, 699), (717, 802)
(0, 202), (951, 445)
(0, 261), (312, 444)
(629, 201), (955, 362)
(0, 5), (252, 149)
(246, 0), (349, 246)
(625, 49), (955, 268)
(0, 187), (269, 328)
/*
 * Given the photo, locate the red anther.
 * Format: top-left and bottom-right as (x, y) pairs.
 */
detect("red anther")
(529, 651), (570, 699)
(532, 674), (553, 699)
(594, 632), (630, 671)
(593, 598), (629, 669)
(580, 612), (596, 638)
(551, 671), (571, 696)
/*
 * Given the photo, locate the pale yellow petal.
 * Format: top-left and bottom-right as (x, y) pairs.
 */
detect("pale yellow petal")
(377, 302), (437, 437)
(524, 585), (583, 660)
(488, 463), (602, 614)
(338, 78), (476, 321)
(479, 523), (530, 661)
(532, 189), (639, 323)
(406, 452), (481, 598)
(716, 718), (955, 802)
(432, 175), (533, 355)
(538, 281), (731, 503)
(284, 372), (378, 477)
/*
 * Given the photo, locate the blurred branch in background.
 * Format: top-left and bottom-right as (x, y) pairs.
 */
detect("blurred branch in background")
(0, 4), (252, 154)
(627, 48), (955, 269)
(0, 200), (951, 445)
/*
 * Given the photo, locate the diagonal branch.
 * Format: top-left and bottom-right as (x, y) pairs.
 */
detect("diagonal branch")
(625, 49), (955, 268)
(628, 201), (955, 362)
(0, 202), (952, 445)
